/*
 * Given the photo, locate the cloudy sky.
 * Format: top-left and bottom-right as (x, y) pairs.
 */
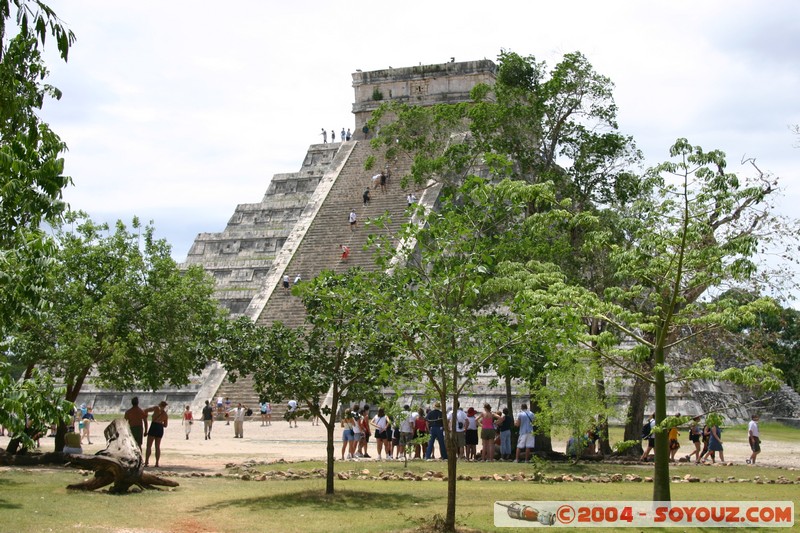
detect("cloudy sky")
(37, 1), (799, 269)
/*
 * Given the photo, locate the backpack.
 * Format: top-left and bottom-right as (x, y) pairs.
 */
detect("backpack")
(641, 421), (652, 439)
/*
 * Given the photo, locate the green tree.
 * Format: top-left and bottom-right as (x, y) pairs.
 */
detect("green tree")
(0, 361), (72, 452)
(369, 51), (641, 455)
(1, 2), (73, 256)
(475, 51), (641, 455)
(1, 1), (74, 443)
(577, 139), (792, 502)
(685, 291), (800, 394)
(0, 0), (75, 61)
(760, 306), (800, 392)
(369, 50), (640, 200)
(532, 351), (613, 461)
(220, 268), (395, 495)
(7, 212), (226, 451)
(0, 33), (69, 334)
(373, 178), (582, 532)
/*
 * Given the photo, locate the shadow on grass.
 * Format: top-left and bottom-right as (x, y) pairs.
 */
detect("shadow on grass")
(204, 488), (426, 513)
(0, 477), (22, 509)
(0, 500), (22, 510)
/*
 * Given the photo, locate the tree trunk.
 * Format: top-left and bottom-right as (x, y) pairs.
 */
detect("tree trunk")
(444, 424), (458, 532)
(623, 375), (651, 455)
(589, 319), (613, 456)
(652, 346), (671, 502)
(530, 390), (552, 454)
(504, 373), (513, 418)
(443, 389), (458, 533)
(325, 387), (339, 495)
(65, 419), (178, 493)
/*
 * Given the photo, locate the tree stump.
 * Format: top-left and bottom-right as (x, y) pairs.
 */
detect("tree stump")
(65, 418), (179, 493)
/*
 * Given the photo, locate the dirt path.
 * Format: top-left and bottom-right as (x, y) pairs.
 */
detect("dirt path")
(4, 418), (798, 473)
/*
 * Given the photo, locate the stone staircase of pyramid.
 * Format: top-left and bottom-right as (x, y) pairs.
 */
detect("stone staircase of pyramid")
(212, 140), (417, 414)
(182, 144), (342, 315)
(255, 141), (413, 329)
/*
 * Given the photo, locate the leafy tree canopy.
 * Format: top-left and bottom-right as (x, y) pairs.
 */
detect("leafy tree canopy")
(368, 50), (641, 210)
(0, 0), (75, 61)
(219, 268), (396, 494)
(367, 177), (589, 530)
(6, 213), (227, 451)
(1, 2), (73, 444)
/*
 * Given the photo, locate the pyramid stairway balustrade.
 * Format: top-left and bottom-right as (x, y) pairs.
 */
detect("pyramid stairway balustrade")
(256, 142), (414, 329)
(213, 140), (418, 407)
(182, 144), (341, 315)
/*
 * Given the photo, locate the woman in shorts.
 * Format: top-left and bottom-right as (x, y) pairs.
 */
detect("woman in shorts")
(465, 407), (479, 461)
(340, 409), (355, 460)
(477, 404), (500, 462)
(371, 408), (393, 460)
(145, 401), (169, 467)
(685, 416), (702, 463)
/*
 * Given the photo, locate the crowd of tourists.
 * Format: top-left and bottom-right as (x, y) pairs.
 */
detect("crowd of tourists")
(639, 413), (761, 465)
(337, 401), (539, 463)
(40, 398), (764, 469)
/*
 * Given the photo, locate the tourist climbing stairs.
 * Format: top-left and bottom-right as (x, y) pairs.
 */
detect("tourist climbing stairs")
(212, 140), (417, 408)
(256, 140), (414, 329)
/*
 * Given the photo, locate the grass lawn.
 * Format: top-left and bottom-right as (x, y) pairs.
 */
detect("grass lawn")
(2, 461), (798, 533)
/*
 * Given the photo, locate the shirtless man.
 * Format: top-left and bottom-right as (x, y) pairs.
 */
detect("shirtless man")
(124, 396), (148, 447)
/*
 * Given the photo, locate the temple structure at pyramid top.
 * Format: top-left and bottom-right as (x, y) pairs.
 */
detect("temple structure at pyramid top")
(351, 59), (497, 136)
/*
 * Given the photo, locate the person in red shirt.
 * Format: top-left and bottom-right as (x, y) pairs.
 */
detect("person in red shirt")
(182, 405), (193, 440)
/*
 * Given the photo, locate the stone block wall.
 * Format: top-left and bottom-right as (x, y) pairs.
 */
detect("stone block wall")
(352, 59), (497, 137)
(181, 144), (341, 315)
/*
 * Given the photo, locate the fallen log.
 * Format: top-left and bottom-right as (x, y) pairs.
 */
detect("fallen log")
(64, 418), (179, 493)
(0, 451), (68, 466)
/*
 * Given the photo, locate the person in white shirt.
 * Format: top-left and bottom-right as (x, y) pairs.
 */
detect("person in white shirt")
(447, 403), (468, 459)
(348, 209), (358, 231)
(230, 403), (246, 438)
(397, 405), (416, 459)
(514, 404), (537, 463)
(287, 399), (298, 428)
(747, 414), (761, 464)
(371, 408), (393, 460)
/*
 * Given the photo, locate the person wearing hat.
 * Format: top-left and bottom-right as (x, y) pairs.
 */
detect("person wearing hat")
(465, 407), (479, 461)
(144, 401), (169, 467)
